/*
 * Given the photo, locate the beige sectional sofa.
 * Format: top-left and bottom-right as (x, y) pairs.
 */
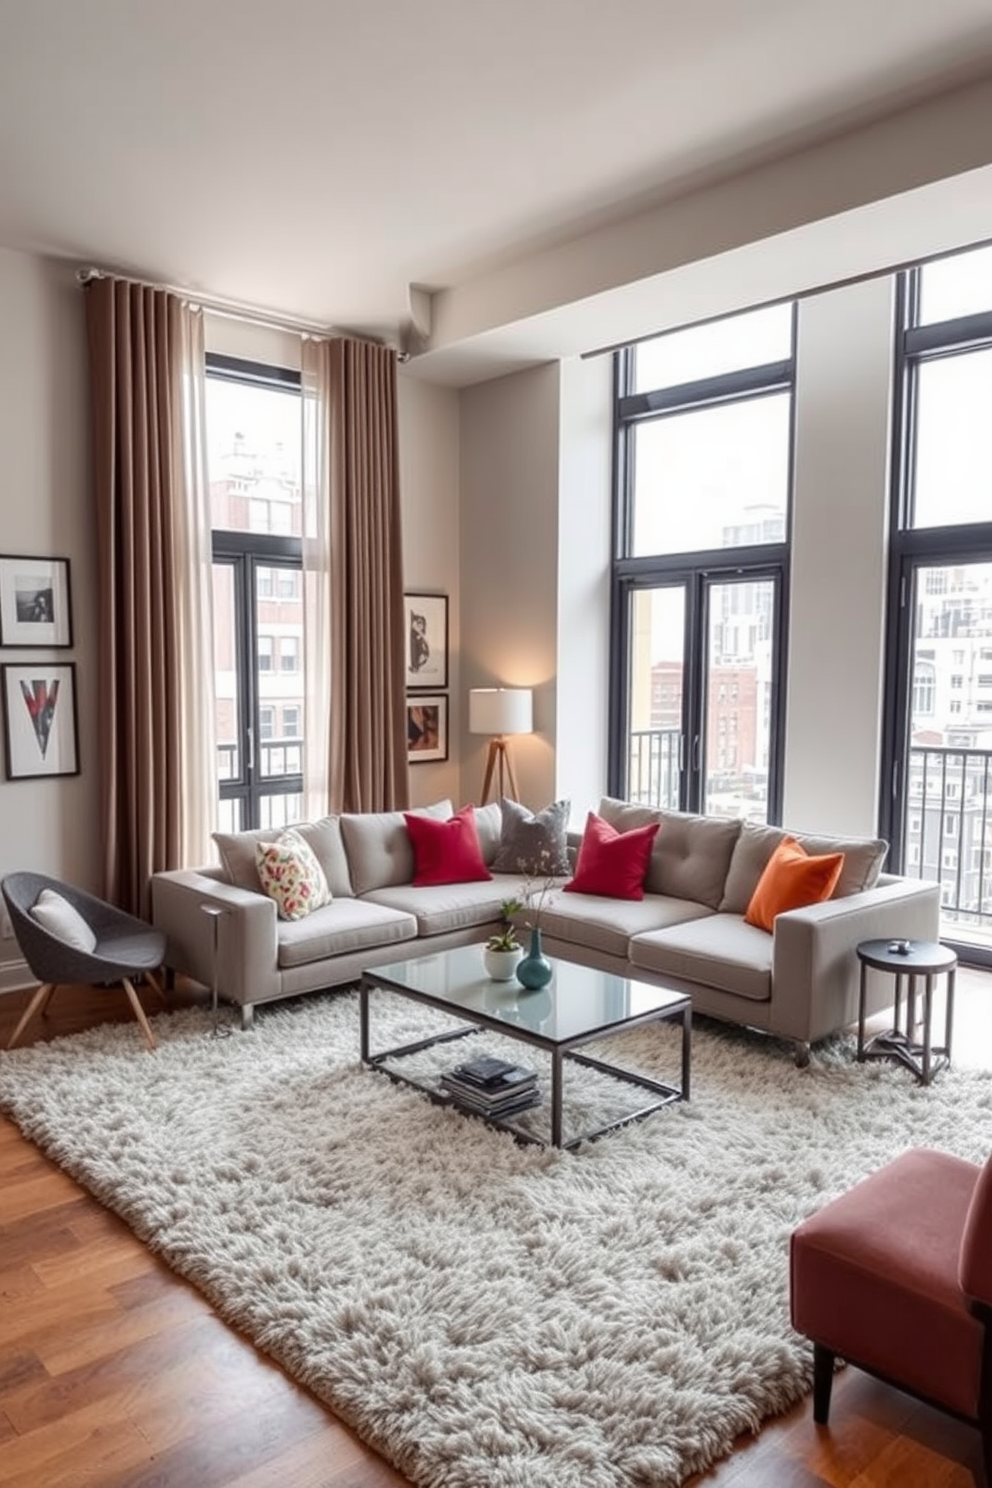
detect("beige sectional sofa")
(150, 796), (940, 1062)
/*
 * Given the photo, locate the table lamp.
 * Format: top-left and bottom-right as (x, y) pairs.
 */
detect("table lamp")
(469, 687), (533, 803)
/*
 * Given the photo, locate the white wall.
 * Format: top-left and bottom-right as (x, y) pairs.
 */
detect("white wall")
(0, 248), (97, 990)
(555, 354), (613, 826)
(785, 278), (895, 834)
(459, 364), (561, 811)
(397, 372), (462, 807)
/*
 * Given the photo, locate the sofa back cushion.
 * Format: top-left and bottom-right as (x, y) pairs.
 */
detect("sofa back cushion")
(598, 798), (742, 909)
(214, 815), (354, 898)
(340, 800), (453, 896)
(720, 821), (888, 913)
(473, 800), (504, 867)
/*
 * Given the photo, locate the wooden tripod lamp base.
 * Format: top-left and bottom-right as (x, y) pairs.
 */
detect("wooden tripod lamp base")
(480, 737), (520, 805)
(469, 687), (533, 806)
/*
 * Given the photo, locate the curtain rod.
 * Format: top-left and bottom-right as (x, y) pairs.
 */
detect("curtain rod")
(75, 266), (410, 358)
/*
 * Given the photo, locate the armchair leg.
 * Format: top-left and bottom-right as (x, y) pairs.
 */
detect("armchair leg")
(121, 977), (157, 1052)
(813, 1342), (835, 1424)
(7, 983), (56, 1049)
(144, 970), (168, 1006)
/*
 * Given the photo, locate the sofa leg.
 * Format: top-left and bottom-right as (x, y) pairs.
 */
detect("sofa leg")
(240, 1003), (255, 1032)
(813, 1343), (835, 1424)
(794, 1040), (811, 1068)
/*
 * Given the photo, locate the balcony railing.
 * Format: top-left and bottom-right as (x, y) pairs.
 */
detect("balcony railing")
(217, 737), (304, 781)
(628, 728), (681, 810)
(905, 744), (992, 944)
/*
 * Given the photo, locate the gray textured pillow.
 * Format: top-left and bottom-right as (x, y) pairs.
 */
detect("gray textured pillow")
(491, 798), (571, 876)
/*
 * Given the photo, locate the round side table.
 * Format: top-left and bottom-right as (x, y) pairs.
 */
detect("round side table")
(855, 939), (957, 1085)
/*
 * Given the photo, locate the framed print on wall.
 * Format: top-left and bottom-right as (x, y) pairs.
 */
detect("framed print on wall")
(407, 694), (448, 764)
(2, 662), (80, 780)
(405, 592), (448, 690)
(0, 554), (73, 648)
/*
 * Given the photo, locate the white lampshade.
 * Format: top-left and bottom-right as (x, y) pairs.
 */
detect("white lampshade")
(469, 687), (533, 736)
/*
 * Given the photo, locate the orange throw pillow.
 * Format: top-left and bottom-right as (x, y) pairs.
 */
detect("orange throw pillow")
(744, 836), (845, 932)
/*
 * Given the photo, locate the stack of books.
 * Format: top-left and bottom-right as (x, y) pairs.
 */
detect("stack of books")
(440, 1053), (540, 1119)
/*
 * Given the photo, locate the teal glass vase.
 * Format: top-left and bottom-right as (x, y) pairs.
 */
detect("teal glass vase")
(516, 927), (553, 991)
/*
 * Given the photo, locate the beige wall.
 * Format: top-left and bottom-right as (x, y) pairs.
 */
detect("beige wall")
(0, 248), (97, 990)
(397, 372), (461, 807)
(459, 364), (560, 812)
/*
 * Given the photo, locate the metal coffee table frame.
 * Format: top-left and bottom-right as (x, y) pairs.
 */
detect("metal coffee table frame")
(855, 938), (957, 1085)
(360, 960), (691, 1151)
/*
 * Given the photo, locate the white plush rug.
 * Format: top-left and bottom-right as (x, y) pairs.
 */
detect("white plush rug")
(1, 991), (990, 1488)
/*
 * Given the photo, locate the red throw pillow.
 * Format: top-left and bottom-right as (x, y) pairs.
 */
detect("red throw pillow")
(744, 836), (845, 932)
(404, 805), (492, 887)
(564, 811), (660, 900)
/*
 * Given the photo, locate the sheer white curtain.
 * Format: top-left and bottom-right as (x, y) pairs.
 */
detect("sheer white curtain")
(176, 306), (217, 866)
(301, 335), (333, 820)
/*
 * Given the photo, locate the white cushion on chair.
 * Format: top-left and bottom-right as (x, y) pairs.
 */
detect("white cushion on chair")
(30, 889), (97, 952)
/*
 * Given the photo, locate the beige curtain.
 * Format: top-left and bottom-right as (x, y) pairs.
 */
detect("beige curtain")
(85, 277), (215, 917)
(302, 335), (408, 813)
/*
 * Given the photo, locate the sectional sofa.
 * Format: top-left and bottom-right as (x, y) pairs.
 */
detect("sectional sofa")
(150, 796), (940, 1063)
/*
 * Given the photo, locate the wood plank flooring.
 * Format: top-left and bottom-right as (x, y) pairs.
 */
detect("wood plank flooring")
(1, 971), (988, 1486)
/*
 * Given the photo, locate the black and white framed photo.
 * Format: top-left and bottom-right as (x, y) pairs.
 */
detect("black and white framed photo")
(0, 554), (72, 648)
(407, 694), (448, 764)
(405, 592), (448, 690)
(2, 663), (79, 780)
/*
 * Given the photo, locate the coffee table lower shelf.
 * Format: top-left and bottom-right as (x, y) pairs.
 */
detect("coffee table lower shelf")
(359, 973), (691, 1151)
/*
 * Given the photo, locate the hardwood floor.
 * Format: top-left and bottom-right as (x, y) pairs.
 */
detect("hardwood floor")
(1, 971), (988, 1487)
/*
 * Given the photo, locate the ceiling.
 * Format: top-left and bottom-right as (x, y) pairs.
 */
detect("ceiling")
(2, 0), (992, 379)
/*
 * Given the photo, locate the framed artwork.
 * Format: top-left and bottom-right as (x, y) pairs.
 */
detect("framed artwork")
(405, 592), (448, 690)
(0, 555), (73, 648)
(407, 694), (448, 764)
(2, 662), (79, 780)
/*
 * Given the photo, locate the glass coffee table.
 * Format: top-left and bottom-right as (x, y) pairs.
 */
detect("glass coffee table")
(360, 944), (691, 1150)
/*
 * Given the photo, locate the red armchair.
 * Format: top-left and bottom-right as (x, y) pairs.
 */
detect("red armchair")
(790, 1147), (992, 1482)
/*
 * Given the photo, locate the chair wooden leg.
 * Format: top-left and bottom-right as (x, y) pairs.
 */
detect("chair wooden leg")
(144, 970), (168, 1006)
(813, 1342), (835, 1424)
(7, 983), (56, 1049)
(121, 977), (157, 1052)
(37, 984), (57, 1019)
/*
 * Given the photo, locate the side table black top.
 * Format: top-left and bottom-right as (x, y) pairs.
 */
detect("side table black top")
(856, 939), (958, 977)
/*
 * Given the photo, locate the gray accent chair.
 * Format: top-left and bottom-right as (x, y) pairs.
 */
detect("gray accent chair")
(2, 872), (167, 1051)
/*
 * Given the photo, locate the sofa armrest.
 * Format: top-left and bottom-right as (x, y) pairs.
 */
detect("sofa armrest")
(151, 868), (279, 1008)
(770, 877), (941, 1045)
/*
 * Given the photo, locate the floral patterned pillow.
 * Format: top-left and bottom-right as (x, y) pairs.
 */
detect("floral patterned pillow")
(255, 829), (331, 921)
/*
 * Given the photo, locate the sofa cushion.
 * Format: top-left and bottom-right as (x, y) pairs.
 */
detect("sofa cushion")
(474, 800), (503, 867)
(720, 821), (888, 913)
(629, 914), (773, 1003)
(491, 797), (571, 876)
(598, 798), (742, 908)
(364, 879), (514, 938)
(277, 899), (417, 969)
(565, 811), (659, 900)
(405, 805), (492, 886)
(340, 800), (453, 896)
(744, 837), (845, 933)
(538, 892), (713, 960)
(256, 829), (331, 921)
(213, 815), (353, 897)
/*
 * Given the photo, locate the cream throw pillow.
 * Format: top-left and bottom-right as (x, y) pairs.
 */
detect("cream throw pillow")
(255, 829), (331, 921)
(30, 889), (97, 952)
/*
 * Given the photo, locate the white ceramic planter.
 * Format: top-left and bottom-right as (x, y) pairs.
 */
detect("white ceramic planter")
(483, 945), (524, 981)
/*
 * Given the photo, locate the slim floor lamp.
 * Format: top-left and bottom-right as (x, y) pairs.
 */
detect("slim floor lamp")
(469, 688), (533, 804)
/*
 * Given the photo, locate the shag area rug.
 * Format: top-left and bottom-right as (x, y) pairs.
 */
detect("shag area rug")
(1, 990), (990, 1488)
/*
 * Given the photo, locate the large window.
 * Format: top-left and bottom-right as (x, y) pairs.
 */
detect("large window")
(883, 241), (992, 956)
(611, 303), (794, 822)
(206, 355), (304, 832)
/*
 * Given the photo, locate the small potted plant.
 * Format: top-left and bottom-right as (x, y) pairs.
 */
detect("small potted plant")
(483, 897), (525, 980)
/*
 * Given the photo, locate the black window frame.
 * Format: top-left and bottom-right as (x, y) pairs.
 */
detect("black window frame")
(207, 353), (304, 831)
(609, 308), (796, 821)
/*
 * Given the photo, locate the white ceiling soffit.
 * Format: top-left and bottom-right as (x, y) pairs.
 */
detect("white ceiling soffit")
(1, 0), (992, 384)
